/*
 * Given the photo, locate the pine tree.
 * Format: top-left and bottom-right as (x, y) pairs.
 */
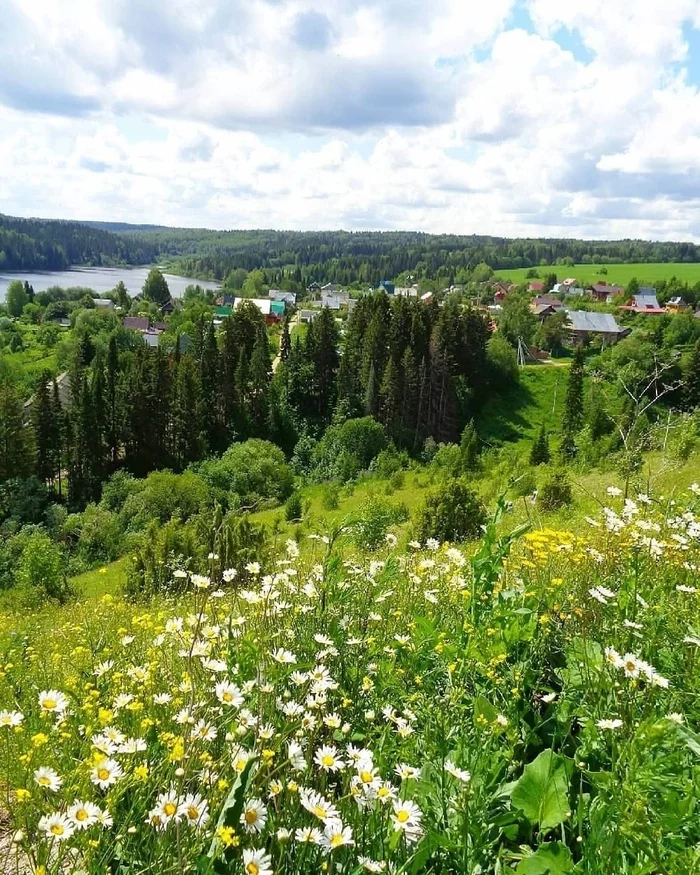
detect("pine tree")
(530, 423), (551, 466)
(234, 348), (250, 437)
(400, 347), (420, 445)
(173, 357), (202, 470)
(249, 328), (271, 434)
(379, 355), (403, 437)
(311, 308), (340, 419)
(684, 339), (700, 410)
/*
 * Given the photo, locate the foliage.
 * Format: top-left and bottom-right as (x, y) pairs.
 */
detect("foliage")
(529, 423), (551, 465)
(284, 491), (303, 523)
(538, 470), (573, 511)
(198, 440), (294, 509)
(15, 529), (71, 605)
(351, 496), (409, 551)
(313, 417), (388, 482)
(415, 478), (486, 543)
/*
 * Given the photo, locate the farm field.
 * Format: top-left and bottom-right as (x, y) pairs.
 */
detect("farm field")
(493, 262), (700, 287)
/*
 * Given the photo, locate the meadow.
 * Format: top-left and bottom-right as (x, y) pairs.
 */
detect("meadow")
(493, 262), (700, 287)
(0, 479), (699, 874)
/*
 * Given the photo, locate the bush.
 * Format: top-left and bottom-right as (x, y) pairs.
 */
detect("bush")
(73, 504), (124, 564)
(487, 335), (519, 389)
(322, 482), (340, 510)
(415, 479), (486, 543)
(120, 470), (212, 532)
(284, 491), (303, 522)
(371, 444), (409, 479)
(313, 418), (388, 482)
(538, 471), (573, 511)
(352, 497), (409, 551)
(16, 530), (71, 604)
(100, 470), (142, 513)
(198, 439), (294, 507)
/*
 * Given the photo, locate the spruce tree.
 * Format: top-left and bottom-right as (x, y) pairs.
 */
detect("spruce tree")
(280, 317), (291, 362)
(684, 339), (700, 411)
(200, 322), (220, 451)
(173, 357), (202, 469)
(106, 336), (120, 464)
(0, 381), (33, 483)
(459, 420), (479, 472)
(562, 346), (585, 436)
(51, 378), (64, 497)
(32, 372), (57, 490)
(379, 356), (403, 437)
(249, 329), (271, 434)
(312, 308), (340, 419)
(530, 423), (551, 466)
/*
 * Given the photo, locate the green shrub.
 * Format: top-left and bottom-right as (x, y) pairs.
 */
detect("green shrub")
(313, 418), (388, 482)
(284, 491), (303, 522)
(15, 529), (71, 604)
(352, 497), (409, 551)
(322, 482), (340, 510)
(198, 439), (294, 507)
(538, 471), (573, 511)
(415, 479), (486, 543)
(120, 470), (212, 532)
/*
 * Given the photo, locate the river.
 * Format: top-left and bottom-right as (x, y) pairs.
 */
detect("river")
(0, 267), (220, 302)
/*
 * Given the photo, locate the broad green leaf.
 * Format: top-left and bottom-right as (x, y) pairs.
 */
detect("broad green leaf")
(511, 750), (571, 830)
(206, 758), (255, 858)
(474, 695), (498, 723)
(516, 842), (574, 874)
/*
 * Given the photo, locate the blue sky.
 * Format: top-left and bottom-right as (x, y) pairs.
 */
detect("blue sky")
(2, 0), (700, 239)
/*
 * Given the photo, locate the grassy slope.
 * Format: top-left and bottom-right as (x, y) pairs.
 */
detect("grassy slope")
(493, 262), (700, 287)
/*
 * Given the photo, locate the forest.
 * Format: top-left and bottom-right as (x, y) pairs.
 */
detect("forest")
(6, 212), (700, 278)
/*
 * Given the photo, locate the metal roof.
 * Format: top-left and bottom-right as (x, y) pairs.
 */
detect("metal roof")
(566, 310), (624, 333)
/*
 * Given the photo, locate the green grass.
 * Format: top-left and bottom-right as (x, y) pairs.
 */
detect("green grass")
(476, 364), (571, 448)
(494, 262), (700, 288)
(70, 557), (129, 598)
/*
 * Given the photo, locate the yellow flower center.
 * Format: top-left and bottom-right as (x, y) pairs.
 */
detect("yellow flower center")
(163, 802), (177, 817)
(50, 824), (64, 835)
(76, 809), (89, 821)
(38, 776), (50, 786)
(97, 768), (110, 781)
(223, 692), (233, 702)
(360, 770), (373, 783)
(313, 805), (328, 819)
(322, 755), (334, 767)
(245, 809), (258, 824)
(187, 806), (199, 821)
(330, 834), (344, 848)
(245, 864), (259, 875)
(397, 809), (410, 823)
(43, 699), (57, 710)
(377, 787), (389, 798)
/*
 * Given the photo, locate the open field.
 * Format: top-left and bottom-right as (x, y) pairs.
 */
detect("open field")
(493, 262), (700, 287)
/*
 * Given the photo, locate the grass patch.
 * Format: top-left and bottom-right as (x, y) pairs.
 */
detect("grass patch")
(70, 557), (129, 599)
(494, 262), (700, 288)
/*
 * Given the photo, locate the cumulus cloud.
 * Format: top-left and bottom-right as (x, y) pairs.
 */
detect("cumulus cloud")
(3, 0), (700, 238)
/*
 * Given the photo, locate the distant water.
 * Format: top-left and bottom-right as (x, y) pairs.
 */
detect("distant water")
(0, 267), (220, 302)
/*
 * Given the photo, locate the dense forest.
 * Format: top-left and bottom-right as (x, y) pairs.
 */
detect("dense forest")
(6, 213), (700, 279)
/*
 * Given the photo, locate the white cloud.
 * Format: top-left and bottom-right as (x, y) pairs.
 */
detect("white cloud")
(3, 0), (700, 238)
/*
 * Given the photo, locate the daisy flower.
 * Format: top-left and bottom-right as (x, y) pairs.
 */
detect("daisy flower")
(320, 819), (354, 852)
(240, 798), (267, 834)
(391, 799), (423, 844)
(180, 793), (209, 828)
(0, 710), (23, 728)
(38, 690), (69, 716)
(34, 766), (62, 792)
(68, 800), (102, 829)
(90, 759), (123, 789)
(242, 848), (273, 875)
(215, 681), (244, 708)
(38, 813), (75, 842)
(314, 744), (345, 773)
(597, 718), (623, 730)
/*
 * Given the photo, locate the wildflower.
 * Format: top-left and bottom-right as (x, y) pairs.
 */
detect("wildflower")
(541, 692), (557, 704)
(96, 809), (114, 829)
(242, 848), (273, 875)
(272, 648), (297, 665)
(152, 790), (183, 824)
(395, 763), (421, 781)
(666, 712), (684, 724)
(288, 741), (306, 772)
(676, 584), (697, 593)
(0, 710), (23, 728)
(359, 858), (387, 873)
(38, 813), (75, 842)
(245, 562), (261, 576)
(597, 719), (623, 730)
(34, 767), (62, 792)
(191, 720), (217, 742)
(314, 745), (345, 773)
(216, 825), (239, 847)
(606, 486), (622, 497)
(240, 798), (267, 834)
(38, 690), (69, 716)
(320, 819), (354, 852)
(604, 647), (624, 668)
(295, 826), (323, 844)
(300, 788), (340, 822)
(215, 680), (244, 707)
(495, 714), (508, 727)
(445, 760), (471, 782)
(180, 793), (209, 828)
(232, 747), (253, 773)
(68, 801), (101, 829)
(385, 533), (398, 548)
(90, 759), (123, 789)
(391, 799), (423, 844)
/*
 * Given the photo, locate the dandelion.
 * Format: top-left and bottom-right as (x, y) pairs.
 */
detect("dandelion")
(38, 813), (75, 842)
(240, 798), (267, 834)
(90, 758), (123, 789)
(38, 689), (69, 716)
(68, 800), (101, 829)
(34, 767), (62, 792)
(242, 848), (273, 875)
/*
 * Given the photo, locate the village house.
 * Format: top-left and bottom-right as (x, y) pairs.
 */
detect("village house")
(269, 289), (297, 305)
(665, 296), (685, 312)
(567, 310), (628, 346)
(528, 281), (544, 293)
(590, 283), (623, 303)
(618, 291), (664, 314)
(123, 316), (150, 332)
(531, 294), (563, 311)
(321, 294), (341, 310)
(93, 298), (114, 309)
(299, 309), (319, 323)
(394, 285), (420, 298)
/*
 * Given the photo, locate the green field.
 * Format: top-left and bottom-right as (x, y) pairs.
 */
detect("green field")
(494, 262), (700, 287)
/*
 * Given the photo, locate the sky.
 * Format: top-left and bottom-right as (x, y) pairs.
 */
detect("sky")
(4, 0), (700, 239)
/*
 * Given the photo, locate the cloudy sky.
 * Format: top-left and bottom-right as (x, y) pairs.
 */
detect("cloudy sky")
(3, 0), (700, 239)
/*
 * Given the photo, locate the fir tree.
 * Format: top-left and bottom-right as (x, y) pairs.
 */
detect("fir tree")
(562, 346), (585, 436)
(173, 356), (202, 470)
(459, 420), (479, 472)
(51, 378), (64, 497)
(106, 335), (120, 464)
(280, 317), (291, 362)
(0, 382), (33, 483)
(530, 423), (551, 466)
(249, 328), (271, 434)
(200, 321), (220, 451)
(684, 339), (700, 410)
(32, 372), (57, 489)
(379, 355), (403, 437)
